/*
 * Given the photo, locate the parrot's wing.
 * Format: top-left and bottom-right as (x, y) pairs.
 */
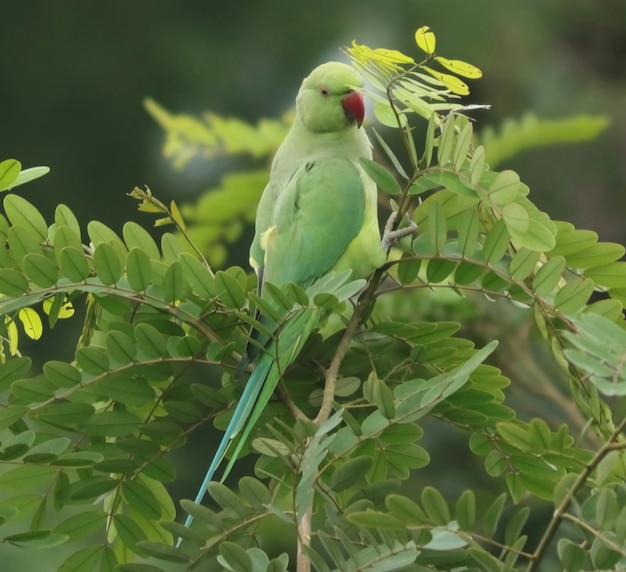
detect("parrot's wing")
(263, 156), (367, 287)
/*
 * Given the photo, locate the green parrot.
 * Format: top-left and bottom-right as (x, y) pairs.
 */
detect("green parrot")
(186, 62), (403, 529)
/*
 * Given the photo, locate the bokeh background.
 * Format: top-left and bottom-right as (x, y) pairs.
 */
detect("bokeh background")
(1, 0), (625, 568)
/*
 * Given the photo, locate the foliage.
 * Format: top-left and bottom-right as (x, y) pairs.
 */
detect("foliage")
(1, 26), (626, 572)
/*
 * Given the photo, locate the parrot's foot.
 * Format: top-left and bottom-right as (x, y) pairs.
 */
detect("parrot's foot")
(382, 211), (418, 252)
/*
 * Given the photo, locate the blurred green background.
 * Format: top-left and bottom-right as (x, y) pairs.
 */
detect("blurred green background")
(1, 1), (625, 568)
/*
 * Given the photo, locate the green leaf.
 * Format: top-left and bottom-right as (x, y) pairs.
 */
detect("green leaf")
(215, 270), (246, 308)
(238, 477), (271, 508)
(468, 548), (504, 572)
(359, 157), (401, 195)
(35, 402), (95, 428)
(96, 374), (154, 406)
(123, 221), (160, 260)
(0, 159), (21, 191)
(372, 128), (409, 180)
(55, 204), (81, 237)
(161, 260), (187, 303)
(136, 541), (190, 564)
(509, 248), (540, 280)
(455, 490), (476, 530)
(554, 278), (594, 314)
(122, 479), (162, 520)
(63, 476), (118, 502)
(508, 199), (556, 252)
(0, 268), (29, 296)
(5, 530), (68, 548)
(59, 246), (90, 282)
(482, 493), (507, 537)
(565, 242), (625, 269)
(0, 465), (57, 490)
(43, 361), (82, 387)
(52, 225), (83, 261)
(428, 201), (446, 254)
(7, 225), (44, 265)
(425, 259), (457, 283)
(505, 506), (530, 546)
(557, 539), (586, 572)
(208, 482), (246, 517)
(11, 166), (50, 190)
(0, 357), (31, 392)
(488, 170), (521, 205)
(502, 201), (529, 235)
(55, 510), (106, 541)
(385, 494), (427, 526)
(421, 486), (450, 525)
(127, 247), (152, 292)
(23, 253), (58, 287)
(586, 262), (626, 289)
(178, 252), (215, 298)
(346, 510), (405, 530)
(80, 411), (141, 437)
(454, 261), (483, 285)
(11, 377), (55, 403)
(396, 254), (421, 284)
(94, 241), (122, 285)
(105, 330), (136, 364)
(219, 541), (253, 572)
(482, 219), (510, 264)
(423, 112), (436, 167)
(161, 233), (185, 260)
(4, 194), (48, 242)
(23, 437), (70, 463)
(0, 406), (29, 430)
(437, 116), (456, 166)
(454, 122), (473, 171)
(457, 209), (479, 257)
(469, 145), (485, 184)
(134, 323), (168, 358)
(532, 256), (566, 296)
(331, 456), (372, 491)
(87, 220), (125, 249)
(113, 513), (148, 552)
(75, 346), (110, 374)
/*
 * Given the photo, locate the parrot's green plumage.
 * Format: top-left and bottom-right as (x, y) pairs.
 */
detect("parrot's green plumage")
(185, 62), (385, 530)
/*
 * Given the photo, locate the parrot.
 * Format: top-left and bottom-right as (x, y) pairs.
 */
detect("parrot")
(184, 61), (409, 532)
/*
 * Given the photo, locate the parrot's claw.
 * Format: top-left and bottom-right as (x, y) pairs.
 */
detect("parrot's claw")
(382, 211), (418, 252)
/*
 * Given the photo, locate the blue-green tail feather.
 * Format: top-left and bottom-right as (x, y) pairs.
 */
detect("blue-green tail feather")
(182, 307), (319, 536)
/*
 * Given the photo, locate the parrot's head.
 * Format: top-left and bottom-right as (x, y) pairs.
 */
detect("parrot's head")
(296, 61), (365, 133)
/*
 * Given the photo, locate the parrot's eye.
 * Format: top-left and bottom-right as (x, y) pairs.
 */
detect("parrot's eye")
(319, 87), (330, 97)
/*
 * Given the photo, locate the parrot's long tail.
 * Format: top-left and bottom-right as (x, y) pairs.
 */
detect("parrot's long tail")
(181, 306), (320, 536)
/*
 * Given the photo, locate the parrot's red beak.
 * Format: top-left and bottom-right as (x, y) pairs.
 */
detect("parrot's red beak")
(341, 90), (365, 128)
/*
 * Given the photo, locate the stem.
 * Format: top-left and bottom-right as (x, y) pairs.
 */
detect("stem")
(297, 503), (313, 572)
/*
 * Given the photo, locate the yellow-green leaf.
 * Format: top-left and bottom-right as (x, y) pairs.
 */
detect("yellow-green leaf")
(434, 56), (483, 79)
(4, 194), (48, 242)
(0, 159), (22, 192)
(415, 26), (436, 54)
(422, 66), (469, 96)
(44, 294), (74, 327)
(18, 308), (43, 340)
(170, 200), (187, 231)
(502, 202), (530, 234)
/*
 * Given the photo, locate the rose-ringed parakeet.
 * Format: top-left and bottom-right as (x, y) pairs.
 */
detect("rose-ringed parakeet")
(186, 62), (400, 527)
